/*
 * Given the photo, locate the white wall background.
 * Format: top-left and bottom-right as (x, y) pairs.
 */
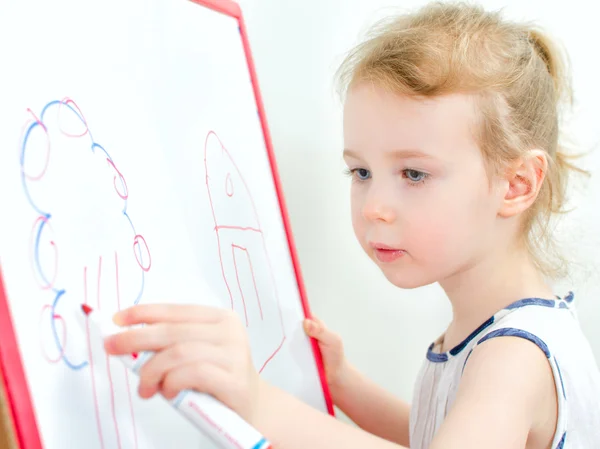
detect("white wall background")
(236, 0), (600, 406)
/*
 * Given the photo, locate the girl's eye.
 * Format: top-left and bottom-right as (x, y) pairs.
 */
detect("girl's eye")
(403, 169), (428, 184)
(344, 167), (371, 181)
(355, 168), (371, 180)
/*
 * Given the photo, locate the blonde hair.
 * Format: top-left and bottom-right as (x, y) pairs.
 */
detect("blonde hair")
(336, 1), (588, 278)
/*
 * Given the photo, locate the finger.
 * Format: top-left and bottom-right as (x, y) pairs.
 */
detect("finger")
(114, 303), (229, 326)
(137, 342), (229, 399)
(303, 317), (323, 335)
(160, 362), (230, 401)
(304, 318), (341, 346)
(104, 322), (223, 355)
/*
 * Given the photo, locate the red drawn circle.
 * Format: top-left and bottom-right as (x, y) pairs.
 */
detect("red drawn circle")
(107, 158), (129, 200)
(133, 234), (151, 272)
(39, 305), (67, 364)
(57, 97), (90, 138)
(22, 111), (51, 181)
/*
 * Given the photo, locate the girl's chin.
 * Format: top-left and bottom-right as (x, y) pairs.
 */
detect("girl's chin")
(374, 259), (438, 290)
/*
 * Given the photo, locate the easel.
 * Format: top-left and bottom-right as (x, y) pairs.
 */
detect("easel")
(0, 365), (17, 449)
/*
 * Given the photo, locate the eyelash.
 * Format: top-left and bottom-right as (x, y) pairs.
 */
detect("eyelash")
(343, 168), (430, 187)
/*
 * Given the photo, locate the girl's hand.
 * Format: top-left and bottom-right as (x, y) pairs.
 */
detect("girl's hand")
(103, 304), (260, 423)
(303, 317), (348, 391)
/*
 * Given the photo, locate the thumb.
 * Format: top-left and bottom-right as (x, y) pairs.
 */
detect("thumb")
(304, 317), (340, 347)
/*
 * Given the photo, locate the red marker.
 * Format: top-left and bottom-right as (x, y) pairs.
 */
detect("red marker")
(80, 304), (271, 449)
(81, 304), (138, 359)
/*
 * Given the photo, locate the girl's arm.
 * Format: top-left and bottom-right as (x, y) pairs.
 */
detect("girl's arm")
(304, 319), (410, 446)
(255, 335), (555, 449)
(256, 380), (406, 449)
(330, 360), (411, 445)
(105, 304), (552, 449)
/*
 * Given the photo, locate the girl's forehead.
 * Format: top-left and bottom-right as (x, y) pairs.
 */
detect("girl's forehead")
(342, 84), (481, 161)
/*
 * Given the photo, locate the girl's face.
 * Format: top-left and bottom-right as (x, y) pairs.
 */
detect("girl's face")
(343, 83), (505, 288)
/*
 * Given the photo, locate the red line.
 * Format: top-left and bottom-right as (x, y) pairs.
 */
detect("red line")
(205, 132), (235, 310)
(220, 143), (285, 334)
(22, 110), (51, 181)
(105, 354), (122, 449)
(133, 235), (152, 272)
(39, 306), (66, 363)
(85, 266), (105, 449)
(57, 97), (89, 138)
(98, 254), (122, 449)
(215, 225), (262, 233)
(204, 130), (286, 374)
(231, 244), (249, 327)
(258, 336), (286, 374)
(188, 0), (241, 18)
(243, 248), (263, 320)
(116, 251), (139, 449)
(124, 370), (138, 449)
(106, 159), (128, 200)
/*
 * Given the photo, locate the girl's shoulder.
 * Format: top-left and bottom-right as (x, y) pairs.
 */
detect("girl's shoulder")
(467, 292), (600, 448)
(412, 293), (600, 449)
(474, 292), (592, 362)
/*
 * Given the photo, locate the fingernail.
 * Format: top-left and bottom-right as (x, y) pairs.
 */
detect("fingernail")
(112, 311), (125, 326)
(103, 336), (115, 352)
(138, 385), (154, 399)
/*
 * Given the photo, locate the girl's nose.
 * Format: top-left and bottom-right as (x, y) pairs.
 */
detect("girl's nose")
(361, 183), (397, 223)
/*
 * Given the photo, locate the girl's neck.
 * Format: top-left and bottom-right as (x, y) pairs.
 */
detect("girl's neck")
(438, 245), (555, 353)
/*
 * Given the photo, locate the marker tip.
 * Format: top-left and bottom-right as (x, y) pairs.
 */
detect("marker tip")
(81, 304), (93, 316)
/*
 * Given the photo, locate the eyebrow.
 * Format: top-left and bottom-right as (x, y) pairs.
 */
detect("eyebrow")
(343, 148), (435, 160)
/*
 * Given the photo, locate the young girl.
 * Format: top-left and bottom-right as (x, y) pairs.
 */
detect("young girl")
(104, 2), (600, 448)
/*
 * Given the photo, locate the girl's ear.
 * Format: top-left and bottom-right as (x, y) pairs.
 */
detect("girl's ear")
(498, 150), (548, 218)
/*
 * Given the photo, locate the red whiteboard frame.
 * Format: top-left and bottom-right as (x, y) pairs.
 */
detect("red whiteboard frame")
(0, 1), (334, 447)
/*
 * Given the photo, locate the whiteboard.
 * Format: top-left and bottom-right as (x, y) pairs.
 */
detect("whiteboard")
(0, 1), (330, 448)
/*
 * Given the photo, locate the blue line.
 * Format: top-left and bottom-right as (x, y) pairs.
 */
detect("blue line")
(135, 271), (145, 305)
(20, 121), (41, 166)
(40, 99), (94, 141)
(34, 217), (56, 291)
(40, 100), (63, 121)
(124, 211), (135, 233)
(51, 290), (88, 370)
(125, 210), (147, 305)
(92, 142), (109, 158)
(20, 121), (50, 217)
(21, 99), (148, 370)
